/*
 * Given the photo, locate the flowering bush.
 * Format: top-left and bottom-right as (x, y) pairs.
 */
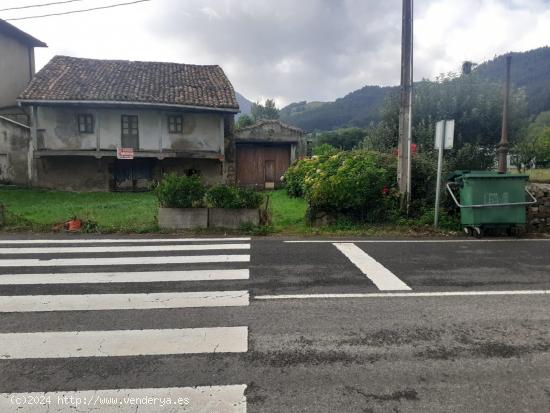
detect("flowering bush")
(284, 150), (399, 221)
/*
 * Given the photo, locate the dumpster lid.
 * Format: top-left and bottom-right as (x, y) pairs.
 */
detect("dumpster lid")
(462, 172), (529, 179)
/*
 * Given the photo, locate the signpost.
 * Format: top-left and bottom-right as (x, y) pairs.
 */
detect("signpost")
(434, 120), (454, 229)
(116, 147), (134, 160)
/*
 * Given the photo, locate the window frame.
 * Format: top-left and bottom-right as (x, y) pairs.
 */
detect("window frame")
(121, 114), (139, 136)
(167, 115), (183, 134)
(77, 113), (94, 134)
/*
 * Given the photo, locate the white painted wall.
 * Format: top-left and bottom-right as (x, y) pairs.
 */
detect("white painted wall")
(35, 106), (225, 153)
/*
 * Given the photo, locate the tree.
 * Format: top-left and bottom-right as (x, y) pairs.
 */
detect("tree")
(316, 127), (366, 150)
(512, 111), (550, 170)
(251, 99), (280, 121)
(235, 114), (254, 129)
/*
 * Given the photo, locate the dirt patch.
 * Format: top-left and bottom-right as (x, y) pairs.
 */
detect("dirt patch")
(245, 349), (380, 368)
(344, 386), (419, 402)
(340, 327), (443, 347)
(415, 341), (550, 360)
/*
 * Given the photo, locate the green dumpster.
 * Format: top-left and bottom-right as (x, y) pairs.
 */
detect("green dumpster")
(446, 171), (537, 236)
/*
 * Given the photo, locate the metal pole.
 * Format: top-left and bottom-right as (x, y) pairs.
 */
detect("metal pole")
(398, 0), (413, 211)
(497, 55), (511, 174)
(434, 123), (444, 229)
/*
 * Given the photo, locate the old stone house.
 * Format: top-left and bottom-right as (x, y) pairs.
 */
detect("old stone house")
(17, 55), (240, 191)
(230, 119), (307, 188)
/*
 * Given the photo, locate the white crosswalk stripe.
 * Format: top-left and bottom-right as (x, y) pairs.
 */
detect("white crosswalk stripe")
(0, 237), (250, 412)
(0, 291), (249, 312)
(0, 385), (247, 413)
(0, 243), (251, 254)
(0, 269), (249, 285)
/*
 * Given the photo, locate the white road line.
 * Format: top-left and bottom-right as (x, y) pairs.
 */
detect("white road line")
(255, 290), (550, 300)
(285, 239), (550, 243)
(333, 242), (411, 291)
(0, 385), (247, 412)
(0, 255), (250, 267)
(0, 291), (249, 312)
(0, 243), (250, 255)
(0, 237), (251, 245)
(0, 269), (250, 285)
(0, 327), (248, 359)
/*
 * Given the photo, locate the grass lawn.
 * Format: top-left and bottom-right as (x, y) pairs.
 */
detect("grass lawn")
(512, 168), (550, 182)
(0, 186), (454, 235)
(267, 189), (308, 232)
(0, 186), (158, 232)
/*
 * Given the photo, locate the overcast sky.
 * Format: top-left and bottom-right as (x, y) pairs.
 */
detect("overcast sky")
(2, 0), (550, 107)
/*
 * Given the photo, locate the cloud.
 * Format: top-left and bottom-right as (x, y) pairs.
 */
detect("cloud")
(3, 0), (549, 106)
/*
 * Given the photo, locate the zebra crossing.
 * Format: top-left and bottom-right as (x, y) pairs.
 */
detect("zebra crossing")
(0, 237), (251, 412)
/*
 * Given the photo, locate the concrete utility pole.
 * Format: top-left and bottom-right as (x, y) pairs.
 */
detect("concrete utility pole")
(497, 55), (512, 174)
(398, 0), (413, 211)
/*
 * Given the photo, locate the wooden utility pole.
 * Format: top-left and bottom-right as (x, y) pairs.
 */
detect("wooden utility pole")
(497, 55), (512, 174)
(398, 0), (413, 211)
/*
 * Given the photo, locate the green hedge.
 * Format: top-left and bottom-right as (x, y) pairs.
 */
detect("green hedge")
(154, 174), (205, 208)
(154, 175), (263, 209)
(206, 185), (263, 209)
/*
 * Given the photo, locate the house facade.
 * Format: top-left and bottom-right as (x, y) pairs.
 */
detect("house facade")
(18, 56), (239, 191)
(231, 119), (307, 189)
(0, 19), (47, 125)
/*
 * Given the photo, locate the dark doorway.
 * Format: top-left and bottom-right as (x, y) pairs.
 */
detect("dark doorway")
(112, 158), (153, 191)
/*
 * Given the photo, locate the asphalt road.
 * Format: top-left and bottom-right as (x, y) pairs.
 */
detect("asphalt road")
(0, 235), (549, 412)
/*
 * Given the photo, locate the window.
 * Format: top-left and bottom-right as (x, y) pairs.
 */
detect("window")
(167, 115), (183, 133)
(77, 114), (94, 133)
(121, 115), (139, 149)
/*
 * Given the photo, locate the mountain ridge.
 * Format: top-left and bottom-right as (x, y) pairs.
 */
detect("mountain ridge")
(279, 46), (550, 132)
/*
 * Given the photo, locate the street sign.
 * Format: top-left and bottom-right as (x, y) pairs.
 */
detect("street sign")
(434, 119), (455, 229)
(117, 148), (134, 160)
(434, 119), (454, 149)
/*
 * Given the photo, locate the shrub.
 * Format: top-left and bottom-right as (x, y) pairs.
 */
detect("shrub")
(206, 185), (263, 209)
(154, 173), (205, 208)
(237, 187), (264, 209)
(206, 185), (241, 209)
(283, 157), (319, 197)
(304, 150), (399, 222)
(410, 153), (438, 214)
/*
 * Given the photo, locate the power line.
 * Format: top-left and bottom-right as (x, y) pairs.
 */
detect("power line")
(0, 0), (87, 13)
(4, 0), (151, 21)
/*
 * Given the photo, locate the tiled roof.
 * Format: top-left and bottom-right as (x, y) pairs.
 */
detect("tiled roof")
(237, 119), (304, 133)
(19, 55), (239, 111)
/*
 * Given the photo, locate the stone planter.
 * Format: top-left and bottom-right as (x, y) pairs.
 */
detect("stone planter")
(158, 207), (208, 230)
(208, 208), (260, 229)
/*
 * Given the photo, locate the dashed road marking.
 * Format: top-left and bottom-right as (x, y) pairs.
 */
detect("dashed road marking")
(333, 242), (411, 291)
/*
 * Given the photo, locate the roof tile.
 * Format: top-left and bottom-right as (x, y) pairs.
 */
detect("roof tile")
(19, 56), (239, 110)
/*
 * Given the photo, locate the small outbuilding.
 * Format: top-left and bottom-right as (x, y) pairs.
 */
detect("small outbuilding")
(231, 119), (307, 189)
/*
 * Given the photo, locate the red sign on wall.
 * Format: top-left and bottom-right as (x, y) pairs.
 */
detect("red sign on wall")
(116, 148), (134, 160)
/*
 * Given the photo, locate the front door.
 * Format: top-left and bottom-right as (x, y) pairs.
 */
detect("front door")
(264, 160), (275, 189)
(121, 115), (139, 149)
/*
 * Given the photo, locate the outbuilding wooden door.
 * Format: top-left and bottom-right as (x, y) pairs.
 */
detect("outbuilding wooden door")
(236, 143), (291, 188)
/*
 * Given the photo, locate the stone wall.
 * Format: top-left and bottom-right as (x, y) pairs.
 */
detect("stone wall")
(0, 116), (30, 185)
(527, 183), (550, 232)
